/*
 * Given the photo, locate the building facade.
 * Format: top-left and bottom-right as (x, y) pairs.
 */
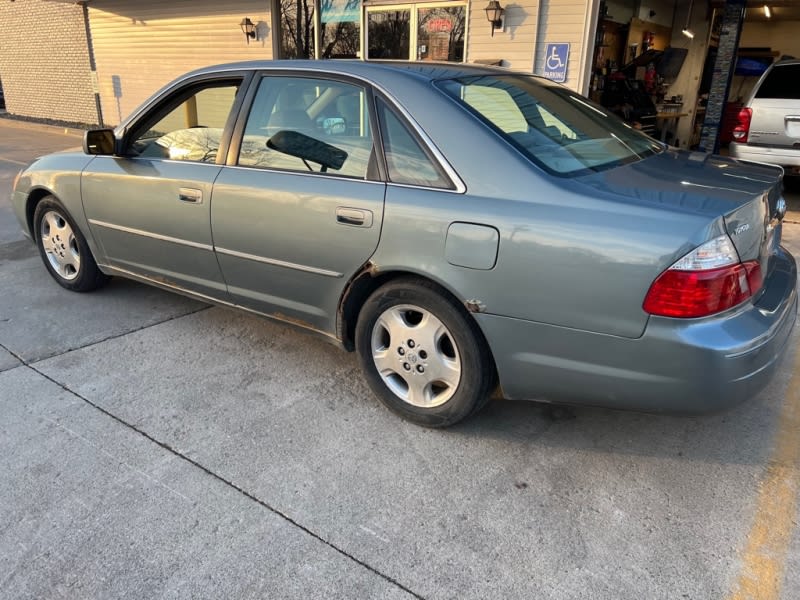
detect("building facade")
(0, 0), (598, 126)
(1, 0), (798, 149)
(0, 0), (98, 124)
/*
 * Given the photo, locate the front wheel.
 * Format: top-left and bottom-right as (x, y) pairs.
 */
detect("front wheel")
(355, 279), (495, 427)
(33, 196), (109, 292)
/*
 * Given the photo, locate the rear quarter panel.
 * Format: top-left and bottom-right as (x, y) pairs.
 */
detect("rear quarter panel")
(370, 160), (716, 339)
(365, 77), (723, 339)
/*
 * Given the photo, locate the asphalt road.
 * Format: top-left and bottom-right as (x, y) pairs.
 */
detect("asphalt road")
(1, 118), (799, 600)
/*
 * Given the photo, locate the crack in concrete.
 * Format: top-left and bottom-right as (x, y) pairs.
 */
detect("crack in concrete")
(1, 340), (424, 600)
(1, 304), (212, 366)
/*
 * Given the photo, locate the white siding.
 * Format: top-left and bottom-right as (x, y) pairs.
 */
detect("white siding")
(533, 0), (594, 91)
(466, 0), (539, 72)
(465, 0), (595, 91)
(88, 0), (273, 125)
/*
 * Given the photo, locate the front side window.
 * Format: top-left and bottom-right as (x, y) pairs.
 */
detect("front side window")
(238, 76), (374, 179)
(437, 75), (663, 176)
(128, 82), (240, 163)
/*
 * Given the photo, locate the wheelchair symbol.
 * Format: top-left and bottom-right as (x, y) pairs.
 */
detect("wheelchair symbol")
(546, 46), (565, 70)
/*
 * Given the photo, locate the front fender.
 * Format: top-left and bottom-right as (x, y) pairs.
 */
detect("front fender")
(13, 152), (104, 263)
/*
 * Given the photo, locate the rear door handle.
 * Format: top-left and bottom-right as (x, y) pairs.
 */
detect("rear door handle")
(178, 188), (203, 203)
(336, 207), (373, 227)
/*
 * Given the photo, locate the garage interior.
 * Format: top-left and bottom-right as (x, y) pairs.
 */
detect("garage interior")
(588, 0), (800, 152)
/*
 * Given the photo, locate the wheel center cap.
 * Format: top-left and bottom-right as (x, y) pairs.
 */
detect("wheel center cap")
(408, 353), (418, 364)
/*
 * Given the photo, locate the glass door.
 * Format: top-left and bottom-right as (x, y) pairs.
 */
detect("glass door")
(366, 3), (466, 62)
(367, 9), (412, 59)
(417, 6), (465, 62)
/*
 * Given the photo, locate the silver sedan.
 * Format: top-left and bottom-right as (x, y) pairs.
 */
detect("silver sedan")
(11, 60), (797, 426)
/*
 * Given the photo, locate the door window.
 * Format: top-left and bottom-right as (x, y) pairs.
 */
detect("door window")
(238, 76), (374, 179)
(128, 82), (241, 163)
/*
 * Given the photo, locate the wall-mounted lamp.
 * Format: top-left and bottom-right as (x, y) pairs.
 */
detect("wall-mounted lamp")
(764, 5), (771, 18)
(681, 0), (695, 39)
(240, 17), (257, 44)
(484, 1), (504, 37)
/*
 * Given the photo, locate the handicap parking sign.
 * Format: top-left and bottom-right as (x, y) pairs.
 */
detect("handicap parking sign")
(543, 43), (569, 83)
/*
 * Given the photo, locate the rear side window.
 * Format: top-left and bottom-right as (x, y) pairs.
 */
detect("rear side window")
(376, 99), (452, 189)
(755, 64), (800, 99)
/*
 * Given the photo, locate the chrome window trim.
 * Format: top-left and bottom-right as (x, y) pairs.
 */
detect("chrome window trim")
(117, 157), (225, 168)
(88, 219), (214, 252)
(386, 181), (464, 194)
(219, 163), (386, 186)
(215, 246), (343, 278)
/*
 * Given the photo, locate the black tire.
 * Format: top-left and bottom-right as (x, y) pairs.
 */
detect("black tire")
(355, 278), (495, 427)
(33, 196), (109, 292)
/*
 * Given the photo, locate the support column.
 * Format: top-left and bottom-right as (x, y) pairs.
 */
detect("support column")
(698, 0), (745, 153)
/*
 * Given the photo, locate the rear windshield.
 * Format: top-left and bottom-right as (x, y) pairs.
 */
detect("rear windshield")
(436, 74), (663, 176)
(755, 64), (800, 99)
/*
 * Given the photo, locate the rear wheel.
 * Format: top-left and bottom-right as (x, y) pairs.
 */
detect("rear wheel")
(355, 279), (495, 427)
(33, 196), (108, 292)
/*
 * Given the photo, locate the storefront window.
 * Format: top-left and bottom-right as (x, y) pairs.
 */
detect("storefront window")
(367, 3), (465, 62)
(368, 10), (411, 59)
(279, 0), (466, 62)
(280, 0), (316, 58)
(417, 6), (465, 62)
(321, 0), (361, 58)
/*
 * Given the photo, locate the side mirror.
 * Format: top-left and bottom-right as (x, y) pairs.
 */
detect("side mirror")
(83, 129), (117, 155)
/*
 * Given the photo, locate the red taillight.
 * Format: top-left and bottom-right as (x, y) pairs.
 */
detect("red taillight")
(643, 260), (762, 318)
(732, 107), (752, 143)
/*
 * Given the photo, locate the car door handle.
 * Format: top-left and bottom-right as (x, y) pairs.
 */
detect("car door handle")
(336, 207), (373, 227)
(178, 188), (203, 203)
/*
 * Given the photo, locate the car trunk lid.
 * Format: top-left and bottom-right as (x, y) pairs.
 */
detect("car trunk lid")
(574, 148), (786, 275)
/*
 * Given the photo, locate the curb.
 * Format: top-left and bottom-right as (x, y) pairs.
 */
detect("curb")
(0, 114), (86, 138)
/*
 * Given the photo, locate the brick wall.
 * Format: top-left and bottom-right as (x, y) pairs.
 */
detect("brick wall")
(0, 0), (99, 125)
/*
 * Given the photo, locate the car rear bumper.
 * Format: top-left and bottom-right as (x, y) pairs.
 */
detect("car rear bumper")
(730, 143), (800, 173)
(476, 247), (798, 413)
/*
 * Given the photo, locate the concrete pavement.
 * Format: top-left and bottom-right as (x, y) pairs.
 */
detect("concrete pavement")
(1, 118), (799, 599)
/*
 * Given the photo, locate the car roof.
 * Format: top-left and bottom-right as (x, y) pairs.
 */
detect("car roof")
(184, 59), (514, 83)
